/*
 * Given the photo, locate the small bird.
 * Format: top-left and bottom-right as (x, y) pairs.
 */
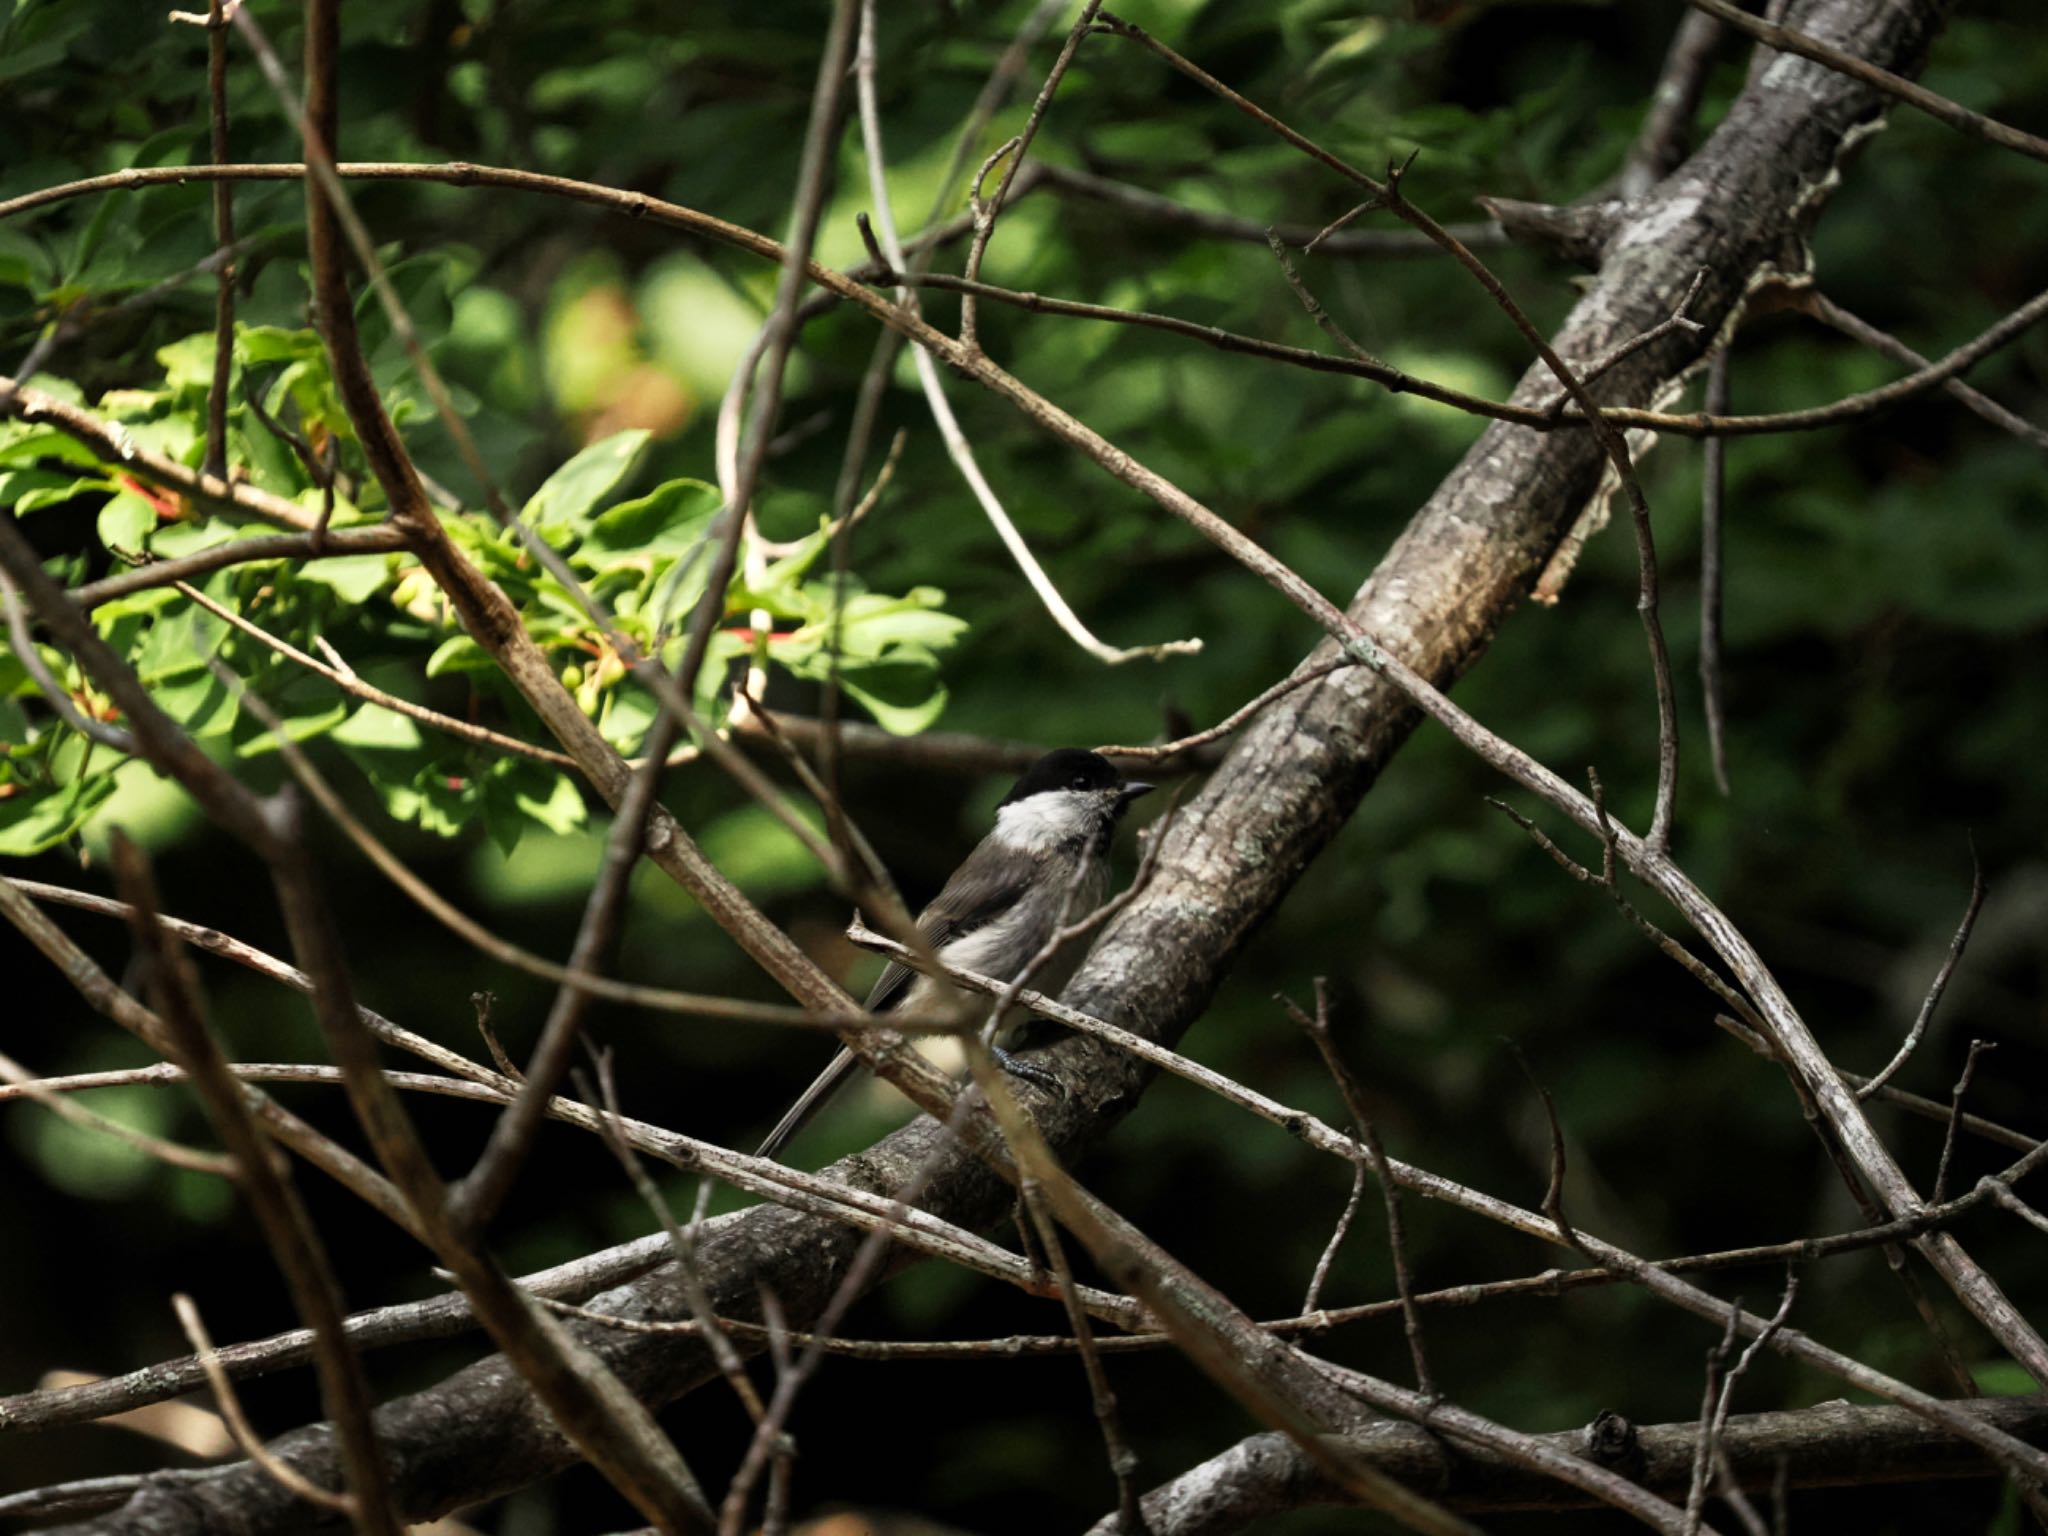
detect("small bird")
(757, 748), (1155, 1159)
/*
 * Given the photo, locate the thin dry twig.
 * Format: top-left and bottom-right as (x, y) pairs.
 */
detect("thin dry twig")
(1017, 1177), (1152, 1534)
(1687, 1277), (1802, 1536)
(1034, 160), (1503, 256)
(1686, 1307), (1748, 1536)
(0, 1047), (235, 1178)
(958, 0), (1105, 350)
(1537, 271), (1706, 419)
(172, 1293), (358, 1517)
(1699, 345), (1733, 795)
(581, 1054), (767, 1423)
(242, 370), (340, 548)
(9, 164), (2042, 447)
(1679, 0), (2048, 167)
(1800, 291), (2048, 452)
(1, 570), (138, 754)
(201, 0), (236, 480)
(853, 53), (1201, 667)
(1857, 855), (1987, 1101)
(1621, 8), (1727, 198)
(1934, 1039), (1996, 1204)
(1282, 982), (1434, 1396)
(177, 577), (582, 767)
(1303, 1157), (1368, 1319)
(70, 528), (410, 610)
(113, 830), (399, 1534)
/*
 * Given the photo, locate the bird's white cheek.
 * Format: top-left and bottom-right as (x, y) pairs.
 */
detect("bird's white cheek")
(993, 793), (1097, 848)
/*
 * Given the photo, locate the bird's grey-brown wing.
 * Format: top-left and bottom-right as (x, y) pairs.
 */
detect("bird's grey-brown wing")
(758, 846), (1038, 1160)
(863, 844), (1037, 1014)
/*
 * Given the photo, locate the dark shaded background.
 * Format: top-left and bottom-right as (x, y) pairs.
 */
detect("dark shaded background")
(2, 0), (2045, 1529)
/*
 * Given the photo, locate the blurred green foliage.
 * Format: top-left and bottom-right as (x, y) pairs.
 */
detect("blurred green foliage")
(1, 0), (2045, 1531)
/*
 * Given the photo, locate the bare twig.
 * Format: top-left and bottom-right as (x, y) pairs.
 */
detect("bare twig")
(114, 832), (399, 1534)
(1934, 1039), (1996, 1204)
(1283, 982), (1433, 1395)
(1686, 1309), (1745, 1534)
(1, 571), (138, 753)
(1699, 345), (1733, 795)
(172, 1293), (357, 1517)
(1095, 661), (1352, 762)
(0, 1047), (235, 1178)
(854, 51), (1201, 666)
(70, 528), (409, 610)
(1538, 271), (1706, 419)
(201, 0), (237, 480)
(1800, 291), (2048, 452)
(1621, 8), (1727, 198)
(1034, 161), (1503, 256)
(1679, 0), (2048, 167)
(9, 166), (2042, 444)
(671, 0), (854, 709)
(176, 577), (585, 766)
(1858, 855), (1987, 1101)
(1265, 231), (1384, 363)
(1017, 1178), (1152, 1534)
(242, 369), (338, 547)
(582, 1054), (767, 1422)
(1302, 1157), (1367, 1319)
(958, 0), (1105, 350)
(1095, 11), (1683, 850)
(1691, 1276), (1799, 1535)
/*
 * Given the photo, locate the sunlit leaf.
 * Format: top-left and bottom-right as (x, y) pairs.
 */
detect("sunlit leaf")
(521, 428), (651, 536)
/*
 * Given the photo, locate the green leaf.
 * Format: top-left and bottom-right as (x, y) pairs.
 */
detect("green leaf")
(698, 802), (825, 899)
(149, 671), (238, 738)
(1, 465), (106, 515)
(235, 700), (348, 756)
(596, 683), (658, 751)
(827, 587), (969, 659)
(513, 770), (586, 836)
(426, 634), (493, 676)
(0, 427), (104, 470)
(135, 603), (223, 682)
(0, 774), (117, 855)
(1973, 1361), (2039, 1397)
(332, 702), (424, 752)
(579, 477), (720, 563)
(97, 490), (156, 554)
(155, 331), (221, 390)
(837, 665), (950, 736)
(237, 326), (331, 368)
(521, 429), (651, 536)
(299, 555), (395, 604)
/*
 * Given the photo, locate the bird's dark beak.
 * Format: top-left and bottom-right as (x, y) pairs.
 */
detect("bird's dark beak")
(1118, 781), (1156, 805)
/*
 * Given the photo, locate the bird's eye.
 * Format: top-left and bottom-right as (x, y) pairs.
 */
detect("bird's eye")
(1072, 774), (1091, 790)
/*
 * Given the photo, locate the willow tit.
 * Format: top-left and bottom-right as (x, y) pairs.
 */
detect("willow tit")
(757, 748), (1155, 1159)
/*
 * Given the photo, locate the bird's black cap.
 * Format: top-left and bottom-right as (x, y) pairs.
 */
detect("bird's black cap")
(1000, 747), (1130, 806)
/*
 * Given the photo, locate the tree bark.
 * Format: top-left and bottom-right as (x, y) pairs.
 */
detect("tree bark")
(1093, 1394), (2048, 1534)
(57, 0), (1958, 1527)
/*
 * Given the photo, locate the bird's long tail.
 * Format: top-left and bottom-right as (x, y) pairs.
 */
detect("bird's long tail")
(755, 1045), (861, 1161)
